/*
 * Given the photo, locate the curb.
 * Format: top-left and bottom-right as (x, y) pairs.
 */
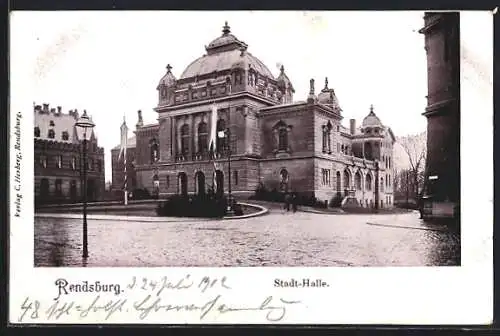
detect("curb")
(35, 202), (269, 222)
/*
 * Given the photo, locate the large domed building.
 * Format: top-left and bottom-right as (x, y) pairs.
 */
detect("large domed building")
(115, 22), (396, 208)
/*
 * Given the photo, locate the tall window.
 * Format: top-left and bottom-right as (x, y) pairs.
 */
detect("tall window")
(365, 173), (372, 191)
(40, 155), (47, 168)
(355, 171), (362, 190)
(62, 131), (69, 141)
(150, 138), (159, 163)
(34, 127), (40, 137)
(380, 177), (384, 192)
(48, 129), (55, 139)
(336, 171), (341, 191)
(56, 155), (63, 168)
(322, 169), (331, 186)
(71, 157), (77, 170)
(55, 179), (62, 196)
(322, 123), (332, 153)
(343, 170), (350, 189)
(197, 122), (208, 153)
(97, 160), (102, 172)
(216, 119), (227, 152)
(180, 124), (190, 155)
(278, 128), (288, 151)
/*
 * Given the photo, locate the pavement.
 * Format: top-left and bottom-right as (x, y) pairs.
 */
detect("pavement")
(34, 205), (460, 267)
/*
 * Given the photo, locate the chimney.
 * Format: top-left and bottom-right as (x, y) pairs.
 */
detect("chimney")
(50, 108), (56, 114)
(57, 106), (62, 114)
(350, 119), (356, 135)
(43, 103), (49, 113)
(34, 105), (42, 113)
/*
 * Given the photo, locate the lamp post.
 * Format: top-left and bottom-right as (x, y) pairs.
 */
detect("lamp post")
(75, 110), (95, 259)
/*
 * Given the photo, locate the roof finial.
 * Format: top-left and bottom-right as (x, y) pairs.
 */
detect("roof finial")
(309, 78), (315, 95)
(166, 64), (172, 73)
(370, 104), (374, 114)
(324, 77), (329, 89)
(222, 21), (231, 35)
(280, 64), (285, 74)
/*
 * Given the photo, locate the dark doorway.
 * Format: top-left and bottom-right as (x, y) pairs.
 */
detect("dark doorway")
(87, 179), (96, 202)
(70, 180), (77, 202)
(215, 170), (224, 198)
(40, 178), (49, 201)
(178, 172), (188, 197)
(195, 171), (206, 195)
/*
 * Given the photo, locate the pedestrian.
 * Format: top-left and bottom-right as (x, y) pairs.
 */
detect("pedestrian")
(292, 193), (298, 213)
(284, 193), (290, 212)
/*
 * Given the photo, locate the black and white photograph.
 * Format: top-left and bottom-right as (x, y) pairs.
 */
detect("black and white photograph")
(9, 10), (492, 324)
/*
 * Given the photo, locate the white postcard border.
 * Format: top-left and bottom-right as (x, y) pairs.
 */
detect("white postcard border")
(8, 11), (493, 325)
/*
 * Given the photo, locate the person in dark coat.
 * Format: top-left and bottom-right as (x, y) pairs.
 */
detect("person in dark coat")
(291, 193), (298, 213)
(284, 192), (291, 212)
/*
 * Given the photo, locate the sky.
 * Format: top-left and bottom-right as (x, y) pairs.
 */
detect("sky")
(12, 11), (434, 182)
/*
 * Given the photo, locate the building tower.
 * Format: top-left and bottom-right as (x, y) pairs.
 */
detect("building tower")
(419, 12), (460, 219)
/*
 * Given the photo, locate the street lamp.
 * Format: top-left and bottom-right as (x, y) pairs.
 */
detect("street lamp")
(217, 128), (234, 215)
(75, 110), (95, 259)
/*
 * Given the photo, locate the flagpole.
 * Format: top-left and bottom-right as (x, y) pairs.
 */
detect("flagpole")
(124, 139), (128, 205)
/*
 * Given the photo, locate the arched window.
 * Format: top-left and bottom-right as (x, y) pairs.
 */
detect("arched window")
(34, 127), (40, 137)
(343, 169), (350, 189)
(365, 173), (372, 191)
(355, 171), (362, 190)
(180, 125), (189, 155)
(56, 155), (63, 169)
(278, 128), (288, 151)
(178, 172), (188, 196)
(48, 129), (55, 139)
(216, 119), (227, 152)
(195, 171), (206, 195)
(273, 120), (290, 153)
(322, 123), (332, 153)
(197, 122), (208, 153)
(380, 177), (384, 192)
(150, 138), (159, 163)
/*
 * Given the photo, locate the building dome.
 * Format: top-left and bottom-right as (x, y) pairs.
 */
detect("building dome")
(317, 78), (341, 111)
(179, 22), (275, 80)
(362, 105), (383, 127)
(276, 65), (295, 92)
(157, 64), (176, 88)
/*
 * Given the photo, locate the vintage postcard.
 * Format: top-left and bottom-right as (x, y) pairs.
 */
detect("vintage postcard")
(9, 10), (493, 324)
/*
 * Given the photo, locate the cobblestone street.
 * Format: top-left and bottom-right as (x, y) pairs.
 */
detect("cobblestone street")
(34, 209), (460, 267)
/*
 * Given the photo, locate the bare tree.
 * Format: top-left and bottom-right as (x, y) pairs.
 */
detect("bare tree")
(398, 132), (427, 200)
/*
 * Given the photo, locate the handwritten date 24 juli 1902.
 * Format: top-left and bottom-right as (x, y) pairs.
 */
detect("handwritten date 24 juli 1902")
(17, 275), (302, 323)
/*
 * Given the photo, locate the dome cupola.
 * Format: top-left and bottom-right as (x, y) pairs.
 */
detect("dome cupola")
(157, 64), (177, 89)
(362, 104), (383, 128)
(317, 77), (341, 112)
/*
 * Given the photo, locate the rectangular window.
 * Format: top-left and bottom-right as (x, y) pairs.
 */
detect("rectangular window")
(57, 155), (63, 168)
(166, 176), (170, 189)
(322, 169), (331, 186)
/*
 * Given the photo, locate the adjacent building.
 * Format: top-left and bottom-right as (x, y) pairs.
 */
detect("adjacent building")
(34, 103), (105, 204)
(113, 22), (396, 208)
(419, 12), (460, 218)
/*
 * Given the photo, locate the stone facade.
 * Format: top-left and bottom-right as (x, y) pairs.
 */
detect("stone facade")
(419, 13), (460, 206)
(34, 104), (105, 204)
(113, 22), (396, 208)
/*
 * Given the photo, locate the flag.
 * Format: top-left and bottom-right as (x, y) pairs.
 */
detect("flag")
(208, 102), (218, 160)
(118, 118), (128, 161)
(208, 103), (219, 192)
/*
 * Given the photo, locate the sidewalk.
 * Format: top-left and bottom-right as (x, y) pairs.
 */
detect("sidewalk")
(35, 202), (268, 222)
